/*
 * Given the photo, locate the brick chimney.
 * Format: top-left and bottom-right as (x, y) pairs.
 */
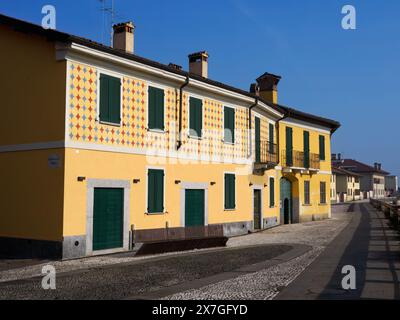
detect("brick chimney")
(256, 72), (281, 104)
(188, 51), (209, 78)
(113, 22), (135, 53)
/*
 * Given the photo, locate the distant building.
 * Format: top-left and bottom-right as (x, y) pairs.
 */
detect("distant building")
(332, 166), (361, 203)
(332, 155), (389, 199)
(385, 176), (398, 196)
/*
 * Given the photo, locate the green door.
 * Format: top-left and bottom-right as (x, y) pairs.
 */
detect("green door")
(185, 189), (205, 227)
(93, 188), (124, 251)
(280, 178), (292, 225)
(255, 117), (261, 162)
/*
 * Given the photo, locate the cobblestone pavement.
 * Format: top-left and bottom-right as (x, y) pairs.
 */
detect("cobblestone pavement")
(164, 209), (352, 300)
(0, 204), (353, 299)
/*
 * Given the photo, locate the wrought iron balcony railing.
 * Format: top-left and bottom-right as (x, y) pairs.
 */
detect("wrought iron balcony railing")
(281, 150), (320, 170)
(255, 141), (278, 165)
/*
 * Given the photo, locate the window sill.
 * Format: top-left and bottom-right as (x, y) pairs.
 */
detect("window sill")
(222, 140), (235, 146)
(319, 203), (328, 206)
(98, 120), (121, 127)
(188, 135), (203, 141)
(145, 212), (167, 216)
(224, 208), (236, 212)
(303, 204), (312, 207)
(147, 128), (166, 134)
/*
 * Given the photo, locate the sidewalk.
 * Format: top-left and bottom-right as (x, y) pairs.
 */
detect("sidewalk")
(276, 203), (400, 300)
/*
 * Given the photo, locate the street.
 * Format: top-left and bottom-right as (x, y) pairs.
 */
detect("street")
(0, 202), (398, 300)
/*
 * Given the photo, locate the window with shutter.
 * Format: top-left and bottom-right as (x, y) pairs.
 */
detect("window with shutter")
(269, 177), (275, 207)
(99, 73), (121, 125)
(224, 107), (235, 144)
(224, 173), (236, 210)
(320, 182), (327, 204)
(147, 169), (164, 214)
(148, 86), (165, 131)
(303, 131), (310, 168)
(269, 123), (274, 154)
(255, 117), (261, 163)
(304, 181), (310, 205)
(189, 97), (203, 138)
(319, 135), (326, 161)
(286, 127), (293, 166)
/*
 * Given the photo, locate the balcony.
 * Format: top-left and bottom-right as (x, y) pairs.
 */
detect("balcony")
(255, 141), (278, 170)
(281, 150), (320, 172)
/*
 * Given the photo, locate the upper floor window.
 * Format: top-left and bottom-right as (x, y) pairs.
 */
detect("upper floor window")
(269, 123), (275, 154)
(189, 97), (203, 138)
(148, 86), (165, 131)
(319, 135), (326, 161)
(99, 73), (121, 125)
(224, 106), (235, 144)
(286, 127), (293, 166)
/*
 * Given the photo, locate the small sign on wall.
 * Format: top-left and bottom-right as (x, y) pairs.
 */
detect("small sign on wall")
(48, 154), (61, 168)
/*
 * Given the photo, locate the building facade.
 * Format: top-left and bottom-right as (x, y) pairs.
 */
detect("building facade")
(0, 15), (340, 259)
(385, 176), (398, 196)
(332, 166), (361, 203)
(333, 156), (389, 200)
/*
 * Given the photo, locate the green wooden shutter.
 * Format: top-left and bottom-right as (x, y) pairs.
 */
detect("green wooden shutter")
(225, 174), (236, 209)
(99, 74), (110, 122)
(319, 135), (326, 161)
(148, 86), (165, 130)
(286, 127), (293, 166)
(270, 177), (275, 207)
(189, 97), (203, 138)
(224, 107), (235, 144)
(303, 131), (310, 168)
(255, 117), (261, 162)
(108, 76), (121, 124)
(99, 74), (120, 124)
(269, 123), (274, 154)
(148, 169), (164, 213)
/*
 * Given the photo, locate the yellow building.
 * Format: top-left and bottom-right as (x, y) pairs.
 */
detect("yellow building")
(0, 15), (340, 259)
(332, 167), (361, 202)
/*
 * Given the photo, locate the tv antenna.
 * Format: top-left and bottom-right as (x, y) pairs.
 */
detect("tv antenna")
(99, 0), (116, 46)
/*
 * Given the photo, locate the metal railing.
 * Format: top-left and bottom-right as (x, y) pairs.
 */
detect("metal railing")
(281, 150), (320, 170)
(255, 141), (278, 165)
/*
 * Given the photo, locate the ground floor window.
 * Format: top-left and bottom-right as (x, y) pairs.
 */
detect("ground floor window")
(224, 173), (236, 210)
(320, 182), (327, 204)
(147, 169), (164, 214)
(304, 181), (310, 205)
(269, 177), (275, 207)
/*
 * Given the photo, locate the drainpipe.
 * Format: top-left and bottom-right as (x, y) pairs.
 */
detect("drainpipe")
(177, 76), (190, 150)
(248, 98), (258, 158)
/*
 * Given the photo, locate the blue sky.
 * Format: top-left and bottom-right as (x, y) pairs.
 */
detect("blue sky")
(1, 0), (399, 178)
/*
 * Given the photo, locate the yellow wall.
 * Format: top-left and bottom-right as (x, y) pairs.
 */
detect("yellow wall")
(0, 149), (64, 241)
(62, 148), (282, 236)
(279, 122), (332, 220)
(0, 25), (66, 146)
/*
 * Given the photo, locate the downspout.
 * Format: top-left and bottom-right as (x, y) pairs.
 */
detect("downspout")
(248, 98), (258, 158)
(177, 76), (190, 150)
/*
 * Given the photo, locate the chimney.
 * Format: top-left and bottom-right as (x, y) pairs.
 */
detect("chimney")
(249, 83), (260, 97)
(256, 72), (281, 104)
(374, 163), (382, 171)
(332, 153), (337, 161)
(338, 153), (342, 160)
(168, 63), (183, 71)
(188, 51), (209, 78)
(113, 22), (135, 53)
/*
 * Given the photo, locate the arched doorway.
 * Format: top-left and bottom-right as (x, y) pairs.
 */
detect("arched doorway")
(280, 178), (292, 224)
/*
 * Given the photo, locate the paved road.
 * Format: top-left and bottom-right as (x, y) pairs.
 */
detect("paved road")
(276, 202), (400, 300)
